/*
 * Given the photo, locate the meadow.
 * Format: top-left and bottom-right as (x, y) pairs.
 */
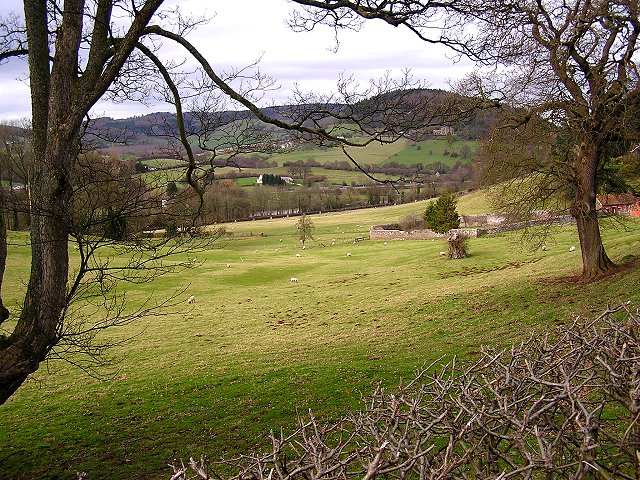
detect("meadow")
(1, 195), (639, 479)
(138, 138), (475, 190)
(268, 138), (475, 168)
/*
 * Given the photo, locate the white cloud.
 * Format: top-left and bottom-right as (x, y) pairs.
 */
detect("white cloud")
(0, 0), (474, 120)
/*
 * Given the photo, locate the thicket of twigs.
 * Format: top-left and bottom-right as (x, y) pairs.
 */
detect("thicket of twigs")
(171, 303), (640, 480)
(447, 232), (468, 259)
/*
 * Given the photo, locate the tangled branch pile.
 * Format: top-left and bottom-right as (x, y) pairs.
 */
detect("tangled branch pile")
(172, 304), (640, 480)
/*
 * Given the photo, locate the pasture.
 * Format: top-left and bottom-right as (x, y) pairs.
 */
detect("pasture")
(1, 197), (639, 479)
(269, 138), (476, 168)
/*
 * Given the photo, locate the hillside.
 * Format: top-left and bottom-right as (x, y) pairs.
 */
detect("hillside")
(1, 197), (638, 479)
(86, 89), (498, 157)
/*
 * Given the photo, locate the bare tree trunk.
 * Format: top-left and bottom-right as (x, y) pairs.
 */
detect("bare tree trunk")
(571, 142), (616, 280)
(0, 0), (80, 404)
(0, 193), (8, 323)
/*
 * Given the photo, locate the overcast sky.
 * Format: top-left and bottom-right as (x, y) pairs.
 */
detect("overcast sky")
(0, 0), (474, 121)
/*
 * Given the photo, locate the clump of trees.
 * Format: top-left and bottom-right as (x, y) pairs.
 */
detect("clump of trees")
(259, 173), (285, 186)
(172, 303), (640, 480)
(423, 191), (460, 233)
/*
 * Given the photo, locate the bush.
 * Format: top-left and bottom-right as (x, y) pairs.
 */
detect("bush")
(172, 304), (640, 480)
(398, 212), (424, 231)
(423, 191), (460, 233)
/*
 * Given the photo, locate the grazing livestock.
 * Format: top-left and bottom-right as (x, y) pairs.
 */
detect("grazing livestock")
(187, 295), (196, 304)
(439, 251), (447, 256)
(296, 253), (301, 257)
(346, 252), (352, 257)
(290, 277), (298, 283)
(569, 246), (576, 252)
(542, 245), (547, 251)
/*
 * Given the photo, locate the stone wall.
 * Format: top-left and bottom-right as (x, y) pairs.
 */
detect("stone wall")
(369, 227), (483, 240)
(369, 214), (575, 241)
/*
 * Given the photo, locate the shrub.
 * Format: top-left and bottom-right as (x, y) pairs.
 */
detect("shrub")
(398, 212), (424, 231)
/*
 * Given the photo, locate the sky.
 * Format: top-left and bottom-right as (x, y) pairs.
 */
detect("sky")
(0, 0), (475, 121)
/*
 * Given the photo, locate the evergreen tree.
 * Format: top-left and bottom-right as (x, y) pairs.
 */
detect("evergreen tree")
(423, 192), (460, 233)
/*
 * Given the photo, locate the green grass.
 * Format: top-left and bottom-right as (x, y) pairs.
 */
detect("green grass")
(387, 139), (477, 167)
(141, 158), (187, 169)
(1, 199), (639, 479)
(268, 139), (476, 168)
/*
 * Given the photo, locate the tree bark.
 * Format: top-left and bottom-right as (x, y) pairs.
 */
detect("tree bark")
(0, 0), (82, 404)
(570, 142), (616, 280)
(0, 193), (8, 323)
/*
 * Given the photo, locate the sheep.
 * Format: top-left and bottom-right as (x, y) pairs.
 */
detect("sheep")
(383, 242), (388, 246)
(541, 245), (547, 251)
(346, 252), (352, 257)
(187, 295), (196, 304)
(302, 245), (306, 250)
(296, 253), (301, 257)
(226, 263), (231, 268)
(290, 277), (298, 283)
(569, 245), (576, 252)
(439, 251), (447, 256)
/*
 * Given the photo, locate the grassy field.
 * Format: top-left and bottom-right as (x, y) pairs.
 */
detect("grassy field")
(1, 197), (639, 479)
(269, 138), (476, 168)
(135, 138), (476, 190)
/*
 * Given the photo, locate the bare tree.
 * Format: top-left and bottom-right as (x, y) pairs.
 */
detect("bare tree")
(296, 214), (315, 247)
(0, 0), (484, 404)
(457, 0), (640, 279)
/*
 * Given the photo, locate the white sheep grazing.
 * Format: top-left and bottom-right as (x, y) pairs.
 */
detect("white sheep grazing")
(296, 253), (301, 257)
(383, 242), (388, 246)
(302, 245), (306, 249)
(187, 295), (196, 304)
(569, 245), (576, 252)
(541, 245), (547, 251)
(439, 251), (447, 256)
(226, 263), (231, 268)
(346, 252), (352, 257)
(290, 277), (298, 283)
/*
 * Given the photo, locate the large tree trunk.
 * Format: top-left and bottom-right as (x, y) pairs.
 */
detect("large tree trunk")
(0, 194), (8, 323)
(571, 141), (616, 280)
(0, 0), (81, 405)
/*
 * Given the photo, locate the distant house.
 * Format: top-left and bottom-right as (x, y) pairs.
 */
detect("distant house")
(596, 193), (640, 217)
(432, 126), (454, 136)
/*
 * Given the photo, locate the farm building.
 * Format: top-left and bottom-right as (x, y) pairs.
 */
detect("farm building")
(596, 193), (640, 217)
